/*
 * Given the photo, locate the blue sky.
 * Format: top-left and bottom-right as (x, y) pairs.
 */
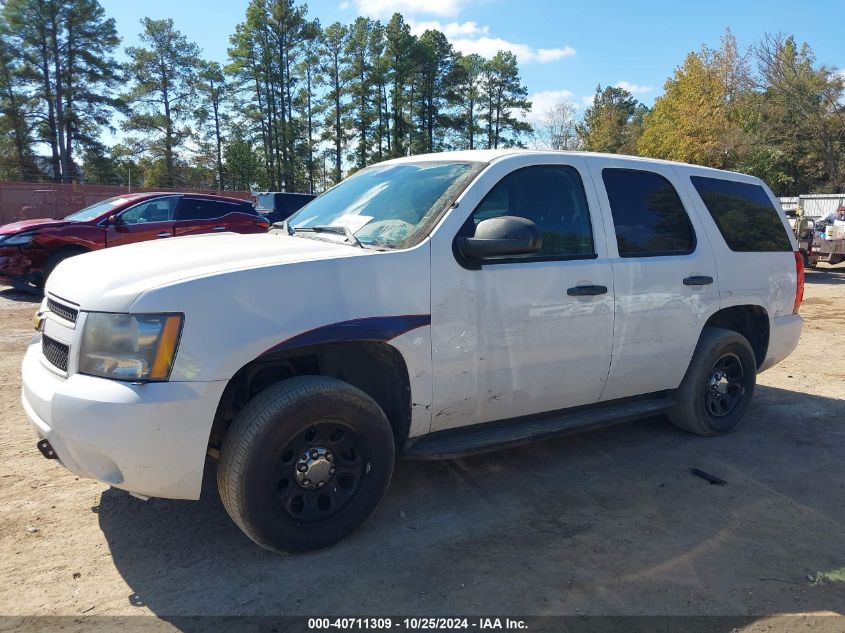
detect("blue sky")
(101, 0), (843, 126)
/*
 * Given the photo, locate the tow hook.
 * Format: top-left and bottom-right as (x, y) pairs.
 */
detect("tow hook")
(37, 439), (58, 460)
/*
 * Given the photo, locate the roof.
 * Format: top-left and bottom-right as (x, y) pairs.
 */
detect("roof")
(119, 191), (250, 203)
(382, 149), (753, 179)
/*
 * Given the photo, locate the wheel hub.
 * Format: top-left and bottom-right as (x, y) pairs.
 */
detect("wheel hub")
(295, 446), (336, 489)
(708, 370), (729, 396)
(704, 353), (744, 418)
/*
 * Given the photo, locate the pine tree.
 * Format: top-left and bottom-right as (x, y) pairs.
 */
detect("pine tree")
(481, 51), (531, 149)
(577, 84), (644, 154)
(123, 18), (201, 187)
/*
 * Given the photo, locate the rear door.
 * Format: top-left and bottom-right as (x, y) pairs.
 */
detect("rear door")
(174, 198), (265, 237)
(590, 161), (720, 401)
(105, 196), (177, 247)
(681, 173), (798, 322)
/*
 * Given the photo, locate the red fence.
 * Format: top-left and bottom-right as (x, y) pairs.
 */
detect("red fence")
(0, 182), (252, 225)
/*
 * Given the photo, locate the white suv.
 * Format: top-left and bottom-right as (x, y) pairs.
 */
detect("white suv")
(21, 150), (804, 553)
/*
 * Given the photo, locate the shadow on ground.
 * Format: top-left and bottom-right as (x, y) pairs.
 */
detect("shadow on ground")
(97, 385), (845, 618)
(0, 286), (41, 303)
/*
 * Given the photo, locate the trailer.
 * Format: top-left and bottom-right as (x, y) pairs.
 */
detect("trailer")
(808, 232), (845, 267)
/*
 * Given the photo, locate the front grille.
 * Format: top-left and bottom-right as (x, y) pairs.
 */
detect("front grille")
(47, 298), (78, 324)
(42, 335), (69, 372)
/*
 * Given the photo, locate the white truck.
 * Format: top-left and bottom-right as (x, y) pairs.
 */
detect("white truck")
(22, 150), (804, 553)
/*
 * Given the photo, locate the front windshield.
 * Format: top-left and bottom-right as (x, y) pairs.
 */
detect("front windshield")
(64, 196), (132, 221)
(287, 161), (483, 249)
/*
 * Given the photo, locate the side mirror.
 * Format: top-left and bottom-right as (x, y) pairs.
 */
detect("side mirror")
(457, 216), (542, 260)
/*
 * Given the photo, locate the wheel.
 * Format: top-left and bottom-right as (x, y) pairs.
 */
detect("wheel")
(40, 249), (83, 287)
(669, 327), (757, 436)
(217, 376), (395, 553)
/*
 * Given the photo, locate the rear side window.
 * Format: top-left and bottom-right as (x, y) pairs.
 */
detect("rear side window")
(690, 176), (792, 252)
(177, 199), (246, 221)
(470, 165), (595, 259)
(602, 169), (695, 257)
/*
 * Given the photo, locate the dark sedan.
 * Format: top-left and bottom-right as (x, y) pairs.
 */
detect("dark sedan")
(0, 192), (269, 291)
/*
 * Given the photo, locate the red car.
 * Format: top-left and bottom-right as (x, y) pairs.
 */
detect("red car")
(0, 192), (269, 291)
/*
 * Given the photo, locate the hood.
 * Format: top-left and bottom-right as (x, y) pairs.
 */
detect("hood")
(46, 231), (368, 312)
(0, 218), (72, 235)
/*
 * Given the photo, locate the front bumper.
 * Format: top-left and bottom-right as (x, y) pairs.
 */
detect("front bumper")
(21, 336), (226, 499)
(0, 245), (42, 287)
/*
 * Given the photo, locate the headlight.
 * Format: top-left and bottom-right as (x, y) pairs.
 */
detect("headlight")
(1, 232), (34, 246)
(79, 313), (183, 382)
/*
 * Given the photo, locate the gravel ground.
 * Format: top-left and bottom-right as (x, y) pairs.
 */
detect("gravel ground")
(0, 268), (844, 628)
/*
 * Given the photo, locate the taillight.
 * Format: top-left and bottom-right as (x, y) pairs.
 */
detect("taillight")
(793, 251), (805, 313)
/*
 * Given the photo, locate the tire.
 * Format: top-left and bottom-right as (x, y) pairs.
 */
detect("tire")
(40, 249), (83, 287)
(669, 327), (757, 436)
(217, 376), (395, 553)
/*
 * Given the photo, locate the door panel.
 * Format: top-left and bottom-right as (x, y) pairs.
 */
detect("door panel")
(430, 156), (615, 432)
(105, 197), (176, 247)
(589, 160), (720, 401)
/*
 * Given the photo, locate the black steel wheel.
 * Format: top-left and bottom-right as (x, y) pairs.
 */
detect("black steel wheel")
(271, 421), (367, 524)
(669, 327), (757, 436)
(703, 353), (746, 418)
(218, 376), (395, 553)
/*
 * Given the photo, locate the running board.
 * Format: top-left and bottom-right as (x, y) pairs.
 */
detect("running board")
(404, 393), (674, 460)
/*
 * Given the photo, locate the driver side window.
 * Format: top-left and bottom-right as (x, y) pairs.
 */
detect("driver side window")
(119, 198), (176, 225)
(469, 165), (595, 259)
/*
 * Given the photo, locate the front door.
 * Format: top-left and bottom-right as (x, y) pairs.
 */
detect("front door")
(429, 156), (615, 432)
(106, 196), (177, 247)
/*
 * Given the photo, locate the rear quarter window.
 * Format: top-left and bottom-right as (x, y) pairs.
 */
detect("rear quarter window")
(690, 176), (792, 252)
(602, 168), (695, 257)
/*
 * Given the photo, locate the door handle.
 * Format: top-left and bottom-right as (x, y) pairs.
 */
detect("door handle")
(156, 232), (171, 238)
(683, 275), (714, 286)
(567, 285), (608, 296)
(212, 226), (227, 232)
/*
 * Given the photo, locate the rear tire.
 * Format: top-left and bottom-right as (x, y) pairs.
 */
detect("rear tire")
(217, 376), (395, 553)
(669, 327), (757, 436)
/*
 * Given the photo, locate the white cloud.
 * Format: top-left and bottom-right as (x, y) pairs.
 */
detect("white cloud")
(409, 20), (489, 38)
(522, 89), (576, 124)
(450, 37), (575, 64)
(353, 0), (469, 18)
(614, 81), (653, 94)
(581, 95), (595, 106)
(339, 0), (350, 8)
(366, 5), (576, 65)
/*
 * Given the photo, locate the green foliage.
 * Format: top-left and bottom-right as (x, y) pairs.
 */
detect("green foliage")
(224, 128), (263, 190)
(638, 31), (753, 168)
(481, 51), (531, 149)
(123, 18), (201, 187)
(4, 2), (845, 198)
(1, 0), (121, 182)
(577, 84), (646, 153)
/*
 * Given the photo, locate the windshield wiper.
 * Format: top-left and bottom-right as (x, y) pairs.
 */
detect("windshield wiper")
(293, 225), (365, 249)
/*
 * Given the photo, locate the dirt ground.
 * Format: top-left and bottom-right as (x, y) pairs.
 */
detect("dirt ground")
(1, 268), (844, 627)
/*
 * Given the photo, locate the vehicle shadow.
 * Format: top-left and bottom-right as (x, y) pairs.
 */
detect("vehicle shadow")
(97, 385), (845, 619)
(806, 266), (845, 284)
(0, 285), (41, 303)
